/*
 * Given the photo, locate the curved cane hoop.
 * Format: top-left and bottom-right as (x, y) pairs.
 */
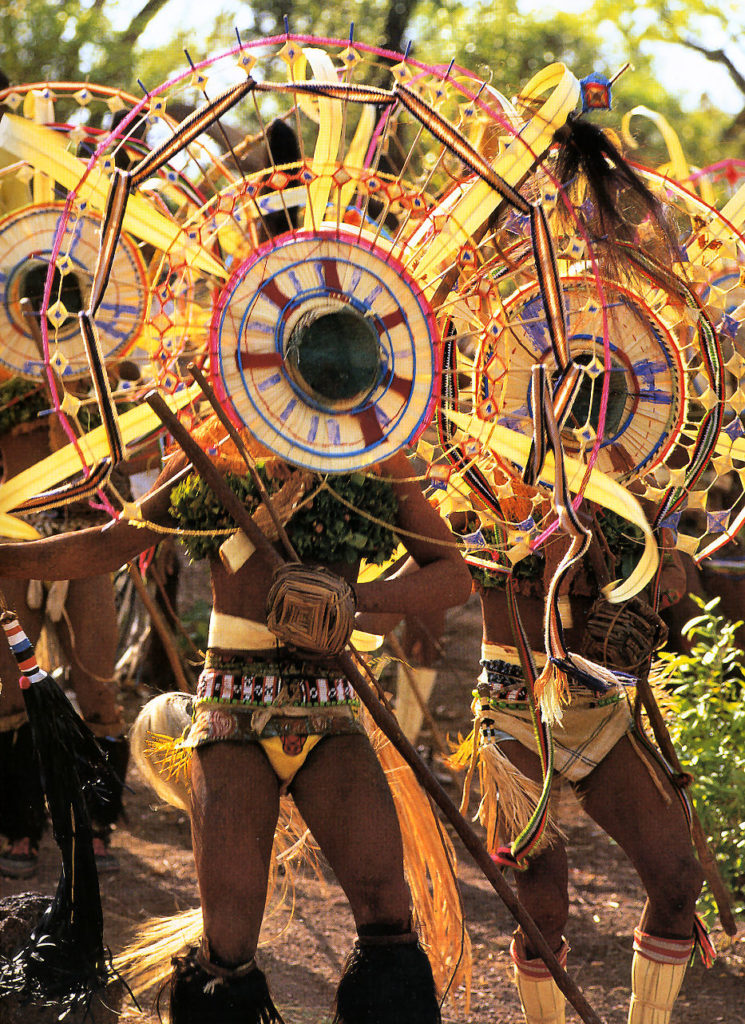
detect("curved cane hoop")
(622, 106), (693, 190)
(408, 63), (580, 287)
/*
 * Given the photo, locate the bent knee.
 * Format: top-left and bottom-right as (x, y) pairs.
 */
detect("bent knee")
(646, 851), (704, 920)
(515, 873), (569, 945)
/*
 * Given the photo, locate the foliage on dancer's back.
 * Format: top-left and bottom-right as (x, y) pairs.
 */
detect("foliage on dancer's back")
(657, 596), (745, 922)
(0, 378), (48, 435)
(289, 473), (399, 566)
(169, 470), (262, 562)
(169, 466), (399, 566)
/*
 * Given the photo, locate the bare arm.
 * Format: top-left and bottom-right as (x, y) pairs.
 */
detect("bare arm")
(0, 457), (188, 580)
(354, 452), (471, 618)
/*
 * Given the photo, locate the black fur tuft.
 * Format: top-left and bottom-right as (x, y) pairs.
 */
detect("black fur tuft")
(554, 114), (676, 262)
(333, 938), (441, 1024)
(169, 948), (285, 1024)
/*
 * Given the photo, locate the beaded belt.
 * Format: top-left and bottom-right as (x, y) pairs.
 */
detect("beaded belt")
(197, 651), (357, 708)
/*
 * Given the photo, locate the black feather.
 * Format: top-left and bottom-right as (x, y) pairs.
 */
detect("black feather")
(554, 114), (676, 262)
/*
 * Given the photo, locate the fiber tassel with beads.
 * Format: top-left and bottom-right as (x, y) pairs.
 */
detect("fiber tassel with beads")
(0, 605), (116, 1012)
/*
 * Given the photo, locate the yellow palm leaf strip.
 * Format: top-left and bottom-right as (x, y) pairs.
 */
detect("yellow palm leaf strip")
(0, 385), (200, 516)
(441, 407), (659, 601)
(88, 167), (130, 316)
(129, 77), (258, 188)
(393, 81), (531, 215)
(9, 457), (112, 514)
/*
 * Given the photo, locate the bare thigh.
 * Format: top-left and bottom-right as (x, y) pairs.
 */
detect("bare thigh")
(56, 575), (122, 731)
(190, 742), (280, 965)
(289, 733), (411, 931)
(575, 733), (703, 937)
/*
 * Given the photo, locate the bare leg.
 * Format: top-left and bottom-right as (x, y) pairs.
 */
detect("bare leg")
(496, 740), (570, 956)
(56, 576), (122, 734)
(575, 734), (703, 939)
(291, 734), (440, 1023)
(289, 733), (411, 930)
(190, 743), (280, 965)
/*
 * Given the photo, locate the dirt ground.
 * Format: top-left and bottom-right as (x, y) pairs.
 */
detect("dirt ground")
(2, 590), (744, 1023)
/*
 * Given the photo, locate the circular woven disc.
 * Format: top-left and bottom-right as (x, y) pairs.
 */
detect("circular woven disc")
(479, 276), (685, 482)
(210, 227), (440, 472)
(0, 202), (148, 379)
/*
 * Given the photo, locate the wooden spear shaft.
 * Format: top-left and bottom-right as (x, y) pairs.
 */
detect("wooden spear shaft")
(187, 361), (300, 563)
(145, 390), (604, 1024)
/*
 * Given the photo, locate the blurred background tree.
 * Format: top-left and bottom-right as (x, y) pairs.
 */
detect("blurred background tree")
(0, 0), (741, 173)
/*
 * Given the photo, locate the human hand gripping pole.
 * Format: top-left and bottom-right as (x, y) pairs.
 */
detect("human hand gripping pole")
(145, 388), (605, 1024)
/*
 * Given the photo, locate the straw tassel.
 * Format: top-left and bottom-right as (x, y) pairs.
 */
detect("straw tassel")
(533, 660), (571, 728)
(369, 720), (472, 1010)
(476, 742), (561, 853)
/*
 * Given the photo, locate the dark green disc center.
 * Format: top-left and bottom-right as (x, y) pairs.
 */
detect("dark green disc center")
(21, 262), (85, 322)
(286, 307), (381, 406)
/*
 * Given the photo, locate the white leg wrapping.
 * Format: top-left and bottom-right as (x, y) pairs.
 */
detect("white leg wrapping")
(510, 937), (567, 1024)
(395, 664), (437, 743)
(628, 929), (693, 1024)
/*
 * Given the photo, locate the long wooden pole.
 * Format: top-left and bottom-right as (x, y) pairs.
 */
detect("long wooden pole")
(146, 390), (605, 1024)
